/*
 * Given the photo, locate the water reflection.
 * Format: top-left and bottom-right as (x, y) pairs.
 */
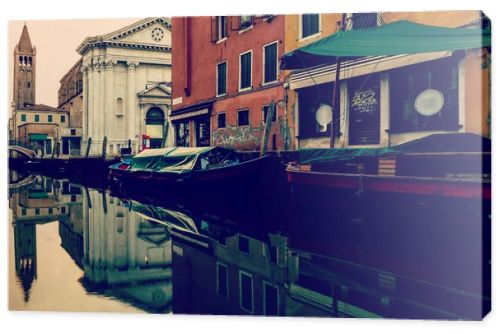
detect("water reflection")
(9, 174), (488, 318)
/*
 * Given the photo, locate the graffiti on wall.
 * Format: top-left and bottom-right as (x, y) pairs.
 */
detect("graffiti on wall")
(212, 125), (264, 151)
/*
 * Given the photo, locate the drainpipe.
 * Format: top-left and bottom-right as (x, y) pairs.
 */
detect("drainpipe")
(283, 81), (290, 151)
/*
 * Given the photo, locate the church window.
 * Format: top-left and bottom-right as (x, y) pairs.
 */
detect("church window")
(116, 98), (124, 116)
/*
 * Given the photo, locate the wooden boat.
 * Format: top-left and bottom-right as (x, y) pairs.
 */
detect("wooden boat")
(109, 147), (282, 198)
(287, 133), (491, 200)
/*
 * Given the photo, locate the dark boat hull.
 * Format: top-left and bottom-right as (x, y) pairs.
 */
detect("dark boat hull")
(110, 155), (289, 205)
(287, 169), (490, 200)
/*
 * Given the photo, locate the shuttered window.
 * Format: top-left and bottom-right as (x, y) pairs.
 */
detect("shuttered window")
(217, 113), (226, 128)
(263, 42), (278, 84)
(301, 14), (320, 38)
(216, 62), (227, 96)
(239, 51), (252, 90)
(237, 110), (250, 127)
(217, 16), (227, 40)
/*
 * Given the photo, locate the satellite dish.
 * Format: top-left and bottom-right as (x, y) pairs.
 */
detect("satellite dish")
(414, 89), (444, 116)
(315, 103), (333, 126)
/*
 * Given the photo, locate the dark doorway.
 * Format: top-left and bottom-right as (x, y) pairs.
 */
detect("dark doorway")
(348, 75), (381, 145)
(145, 107), (165, 148)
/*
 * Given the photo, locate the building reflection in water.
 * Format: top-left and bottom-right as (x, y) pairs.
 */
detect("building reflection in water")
(80, 190), (190, 313)
(10, 175), (75, 302)
(10, 175), (178, 313)
(10, 174), (487, 318)
(170, 198), (486, 319)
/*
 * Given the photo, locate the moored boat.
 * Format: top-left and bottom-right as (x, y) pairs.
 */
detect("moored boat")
(109, 146), (285, 200)
(287, 133), (491, 200)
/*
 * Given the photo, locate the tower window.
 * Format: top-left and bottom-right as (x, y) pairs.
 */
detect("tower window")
(27, 82), (30, 88)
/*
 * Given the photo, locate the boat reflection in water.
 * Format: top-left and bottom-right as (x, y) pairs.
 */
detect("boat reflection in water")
(9, 174), (488, 318)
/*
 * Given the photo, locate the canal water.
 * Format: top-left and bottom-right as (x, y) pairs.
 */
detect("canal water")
(8, 171), (488, 319)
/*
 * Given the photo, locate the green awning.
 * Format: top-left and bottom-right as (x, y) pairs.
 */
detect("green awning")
(29, 133), (48, 140)
(281, 20), (491, 70)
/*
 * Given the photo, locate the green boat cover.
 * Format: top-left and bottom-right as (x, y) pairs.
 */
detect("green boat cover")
(298, 133), (489, 164)
(130, 146), (233, 174)
(125, 200), (198, 234)
(281, 20), (491, 70)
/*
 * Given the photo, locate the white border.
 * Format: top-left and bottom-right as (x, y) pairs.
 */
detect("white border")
(2, 2), (499, 334)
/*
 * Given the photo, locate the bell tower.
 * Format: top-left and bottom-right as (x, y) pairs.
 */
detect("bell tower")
(13, 23), (36, 109)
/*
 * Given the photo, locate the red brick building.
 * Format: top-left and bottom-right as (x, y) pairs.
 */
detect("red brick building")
(171, 15), (293, 151)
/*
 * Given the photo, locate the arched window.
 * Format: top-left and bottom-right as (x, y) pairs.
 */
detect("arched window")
(28, 57), (32, 66)
(145, 107), (165, 125)
(18, 56), (22, 66)
(116, 97), (124, 115)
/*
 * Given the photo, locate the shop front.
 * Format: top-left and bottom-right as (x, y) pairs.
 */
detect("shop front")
(293, 52), (464, 148)
(170, 101), (213, 147)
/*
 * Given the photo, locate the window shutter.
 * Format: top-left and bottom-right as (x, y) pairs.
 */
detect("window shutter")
(211, 16), (217, 43)
(230, 16), (240, 31)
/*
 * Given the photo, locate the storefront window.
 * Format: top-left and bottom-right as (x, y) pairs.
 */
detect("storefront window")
(175, 121), (190, 147)
(297, 81), (339, 138)
(389, 57), (459, 133)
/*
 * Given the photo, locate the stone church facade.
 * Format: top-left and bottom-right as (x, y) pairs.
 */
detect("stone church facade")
(76, 17), (172, 156)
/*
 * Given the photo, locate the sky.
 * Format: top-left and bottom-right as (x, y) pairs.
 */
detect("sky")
(8, 18), (140, 108)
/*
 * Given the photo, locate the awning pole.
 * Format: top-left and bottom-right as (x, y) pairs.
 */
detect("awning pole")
(330, 14), (346, 149)
(330, 58), (341, 148)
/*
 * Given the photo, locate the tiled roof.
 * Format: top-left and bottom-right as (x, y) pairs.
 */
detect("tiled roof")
(19, 104), (67, 113)
(17, 24), (33, 53)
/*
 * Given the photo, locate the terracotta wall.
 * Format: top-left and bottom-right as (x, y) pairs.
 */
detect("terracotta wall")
(18, 123), (59, 143)
(172, 15), (292, 150)
(59, 92), (83, 129)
